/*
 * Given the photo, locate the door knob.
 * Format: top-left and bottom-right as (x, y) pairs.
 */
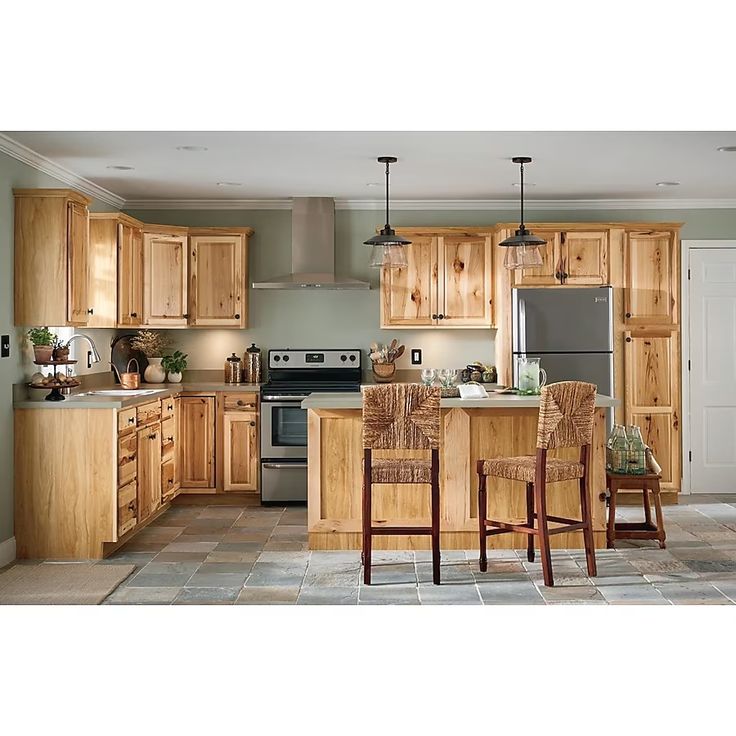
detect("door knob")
(431, 314), (438, 320)
(250, 421), (256, 427)
(438, 314), (445, 320)
(625, 312), (632, 318)
(626, 337), (632, 342)
(235, 313), (240, 319)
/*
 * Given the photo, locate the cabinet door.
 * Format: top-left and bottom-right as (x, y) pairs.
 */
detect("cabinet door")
(624, 331), (680, 489)
(437, 236), (493, 326)
(514, 231), (561, 286)
(137, 422), (162, 522)
(67, 200), (90, 325)
(624, 231), (677, 325)
(562, 231), (609, 284)
(189, 235), (245, 327)
(118, 223), (143, 326)
(87, 218), (117, 327)
(179, 396), (216, 488)
(223, 413), (259, 491)
(380, 236), (438, 326)
(118, 481), (138, 537)
(143, 233), (188, 325)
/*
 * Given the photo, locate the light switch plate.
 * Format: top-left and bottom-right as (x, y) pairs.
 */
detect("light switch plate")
(411, 348), (422, 365)
(1, 334), (9, 358)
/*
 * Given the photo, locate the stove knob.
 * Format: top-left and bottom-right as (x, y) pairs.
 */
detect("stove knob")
(340, 354), (347, 362)
(283, 355), (289, 362)
(349, 354), (356, 362)
(273, 355), (281, 362)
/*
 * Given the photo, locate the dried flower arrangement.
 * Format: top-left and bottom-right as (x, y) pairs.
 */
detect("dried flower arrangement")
(130, 329), (171, 357)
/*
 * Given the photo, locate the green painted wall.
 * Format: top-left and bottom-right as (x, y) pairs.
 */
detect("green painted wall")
(0, 151), (114, 547)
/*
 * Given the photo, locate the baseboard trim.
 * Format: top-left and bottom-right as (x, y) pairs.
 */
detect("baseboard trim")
(0, 536), (17, 567)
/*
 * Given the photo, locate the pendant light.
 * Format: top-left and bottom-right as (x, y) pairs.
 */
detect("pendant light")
(499, 156), (545, 270)
(364, 156), (410, 268)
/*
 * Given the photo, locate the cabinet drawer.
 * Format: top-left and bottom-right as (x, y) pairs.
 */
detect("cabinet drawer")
(161, 417), (176, 460)
(161, 397), (176, 420)
(118, 481), (138, 537)
(118, 407), (137, 434)
(137, 400), (162, 426)
(118, 433), (137, 487)
(223, 393), (258, 412)
(161, 459), (177, 501)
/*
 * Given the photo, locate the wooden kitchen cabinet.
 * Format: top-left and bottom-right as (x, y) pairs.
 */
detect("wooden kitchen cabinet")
(624, 330), (681, 489)
(137, 421), (162, 522)
(118, 220), (144, 326)
(179, 395), (216, 490)
(223, 412), (259, 492)
(189, 229), (252, 327)
(624, 230), (678, 325)
(380, 230), (493, 328)
(14, 189), (92, 327)
(514, 230), (608, 286)
(143, 228), (189, 326)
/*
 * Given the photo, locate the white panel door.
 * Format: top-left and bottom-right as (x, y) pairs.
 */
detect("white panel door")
(690, 248), (736, 492)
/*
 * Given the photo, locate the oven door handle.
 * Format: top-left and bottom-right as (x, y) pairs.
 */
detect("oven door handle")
(262, 462), (309, 469)
(262, 395), (310, 402)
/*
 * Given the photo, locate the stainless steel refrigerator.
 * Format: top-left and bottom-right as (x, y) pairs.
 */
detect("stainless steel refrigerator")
(512, 286), (614, 397)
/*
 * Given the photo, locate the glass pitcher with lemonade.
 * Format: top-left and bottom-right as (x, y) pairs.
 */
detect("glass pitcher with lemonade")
(516, 356), (547, 394)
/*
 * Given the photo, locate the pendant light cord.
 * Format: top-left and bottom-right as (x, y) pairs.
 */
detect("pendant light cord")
(519, 160), (525, 231)
(385, 159), (391, 231)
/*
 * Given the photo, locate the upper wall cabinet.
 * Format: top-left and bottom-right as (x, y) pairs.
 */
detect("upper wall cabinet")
(514, 230), (609, 286)
(623, 230), (678, 325)
(14, 189), (91, 327)
(188, 229), (252, 328)
(143, 228), (189, 326)
(380, 231), (493, 328)
(89, 213), (145, 328)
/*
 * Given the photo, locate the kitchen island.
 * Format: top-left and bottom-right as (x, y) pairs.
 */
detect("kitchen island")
(303, 391), (618, 550)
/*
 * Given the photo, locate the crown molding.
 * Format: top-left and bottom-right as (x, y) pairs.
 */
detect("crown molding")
(123, 197), (736, 211)
(0, 133), (125, 209)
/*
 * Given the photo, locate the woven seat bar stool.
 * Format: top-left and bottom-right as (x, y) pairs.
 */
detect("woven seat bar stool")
(477, 381), (598, 587)
(362, 383), (442, 585)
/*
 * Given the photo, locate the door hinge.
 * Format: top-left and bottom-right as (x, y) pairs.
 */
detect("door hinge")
(689, 451), (692, 462)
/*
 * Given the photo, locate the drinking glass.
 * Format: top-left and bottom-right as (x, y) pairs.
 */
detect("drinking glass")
(420, 368), (437, 386)
(438, 368), (457, 388)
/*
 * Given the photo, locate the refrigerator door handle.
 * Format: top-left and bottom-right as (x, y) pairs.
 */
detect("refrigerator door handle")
(518, 297), (527, 355)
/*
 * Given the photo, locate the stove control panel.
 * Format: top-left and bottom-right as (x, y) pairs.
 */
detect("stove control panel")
(268, 349), (362, 370)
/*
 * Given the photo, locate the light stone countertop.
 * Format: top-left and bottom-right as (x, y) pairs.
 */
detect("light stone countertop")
(302, 390), (619, 410)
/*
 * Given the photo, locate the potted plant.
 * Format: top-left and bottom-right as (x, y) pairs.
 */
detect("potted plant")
(161, 350), (188, 383)
(130, 330), (171, 383)
(27, 326), (55, 363)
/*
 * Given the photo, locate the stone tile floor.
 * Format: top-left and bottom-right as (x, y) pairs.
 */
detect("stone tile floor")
(89, 494), (736, 603)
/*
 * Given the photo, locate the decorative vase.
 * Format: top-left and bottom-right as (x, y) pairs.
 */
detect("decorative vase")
(144, 357), (166, 383)
(372, 362), (396, 383)
(33, 345), (53, 363)
(167, 371), (182, 384)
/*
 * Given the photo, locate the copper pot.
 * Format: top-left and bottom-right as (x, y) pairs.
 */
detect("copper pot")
(111, 359), (140, 389)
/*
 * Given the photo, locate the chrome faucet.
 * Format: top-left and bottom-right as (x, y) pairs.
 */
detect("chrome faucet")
(66, 333), (102, 364)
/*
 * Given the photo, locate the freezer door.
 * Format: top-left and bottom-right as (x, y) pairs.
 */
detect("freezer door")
(513, 287), (613, 353)
(513, 352), (613, 397)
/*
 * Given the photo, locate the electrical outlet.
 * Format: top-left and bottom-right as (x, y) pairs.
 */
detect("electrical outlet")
(87, 350), (93, 369)
(411, 348), (422, 365)
(1, 334), (10, 358)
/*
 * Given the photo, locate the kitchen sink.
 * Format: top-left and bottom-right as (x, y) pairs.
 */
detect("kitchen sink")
(73, 389), (167, 397)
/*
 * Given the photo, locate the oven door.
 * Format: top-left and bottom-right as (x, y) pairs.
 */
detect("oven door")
(260, 398), (308, 459)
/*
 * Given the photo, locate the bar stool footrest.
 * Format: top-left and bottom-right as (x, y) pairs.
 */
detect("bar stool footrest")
(370, 526), (433, 536)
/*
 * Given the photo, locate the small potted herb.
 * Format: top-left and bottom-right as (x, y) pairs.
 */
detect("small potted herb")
(161, 350), (188, 383)
(27, 326), (55, 363)
(52, 335), (71, 362)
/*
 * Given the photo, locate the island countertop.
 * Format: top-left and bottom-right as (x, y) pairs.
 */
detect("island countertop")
(302, 390), (618, 410)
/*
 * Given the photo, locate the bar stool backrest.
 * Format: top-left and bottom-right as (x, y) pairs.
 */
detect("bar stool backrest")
(536, 381), (597, 450)
(362, 383), (441, 450)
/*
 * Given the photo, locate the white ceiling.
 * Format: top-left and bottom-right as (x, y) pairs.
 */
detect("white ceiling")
(3, 131), (736, 206)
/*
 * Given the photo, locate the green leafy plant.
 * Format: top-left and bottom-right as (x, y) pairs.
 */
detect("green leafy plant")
(162, 350), (188, 374)
(27, 326), (55, 346)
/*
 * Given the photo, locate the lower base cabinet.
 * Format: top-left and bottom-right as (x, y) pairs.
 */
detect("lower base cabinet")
(179, 395), (216, 490)
(118, 481), (138, 536)
(223, 412), (259, 491)
(137, 422), (162, 522)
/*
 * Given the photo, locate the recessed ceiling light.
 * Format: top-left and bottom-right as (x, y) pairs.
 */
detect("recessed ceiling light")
(106, 165), (134, 170)
(655, 181), (680, 187)
(366, 182), (381, 187)
(216, 181), (242, 187)
(512, 182), (535, 187)
(176, 145), (208, 152)
(717, 146), (736, 152)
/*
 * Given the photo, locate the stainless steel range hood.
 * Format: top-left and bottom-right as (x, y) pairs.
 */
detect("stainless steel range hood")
(252, 197), (370, 290)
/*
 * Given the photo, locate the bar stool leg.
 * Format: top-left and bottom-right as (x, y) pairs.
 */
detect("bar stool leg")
(534, 456), (554, 587)
(478, 471), (488, 573)
(362, 449), (372, 585)
(431, 449), (441, 585)
(526, 482), (535, 563)
(643, 485), (653, 527)
(607, 481), (617, 549)
(652, 482), (667, 549)
(579, 480), (597, 578)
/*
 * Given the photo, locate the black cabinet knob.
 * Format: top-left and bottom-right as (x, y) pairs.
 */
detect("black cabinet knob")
(250, 421), (256, 427)
(128, 417), (135, 424)
(87, 308), (94, 315)
(626, 337), (632, 342)
(431, 314), (438, 320)
(131, 312), (138, 318)
(438, 314), (445, 320)
(625, 312), (632, 318)
(235, 313), (240, 319)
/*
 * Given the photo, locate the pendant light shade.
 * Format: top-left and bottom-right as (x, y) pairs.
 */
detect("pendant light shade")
(499, 156), (546, 270)
(365, 156), (411, 268)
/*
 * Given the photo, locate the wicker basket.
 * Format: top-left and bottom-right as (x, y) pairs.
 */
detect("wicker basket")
(371, 362), (396, 383)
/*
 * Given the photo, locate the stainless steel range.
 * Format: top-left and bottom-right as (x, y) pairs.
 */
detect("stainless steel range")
(260, 348), (362, 504)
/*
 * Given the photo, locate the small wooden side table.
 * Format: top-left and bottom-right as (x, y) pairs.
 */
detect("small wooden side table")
(605, 471), (666, 549)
